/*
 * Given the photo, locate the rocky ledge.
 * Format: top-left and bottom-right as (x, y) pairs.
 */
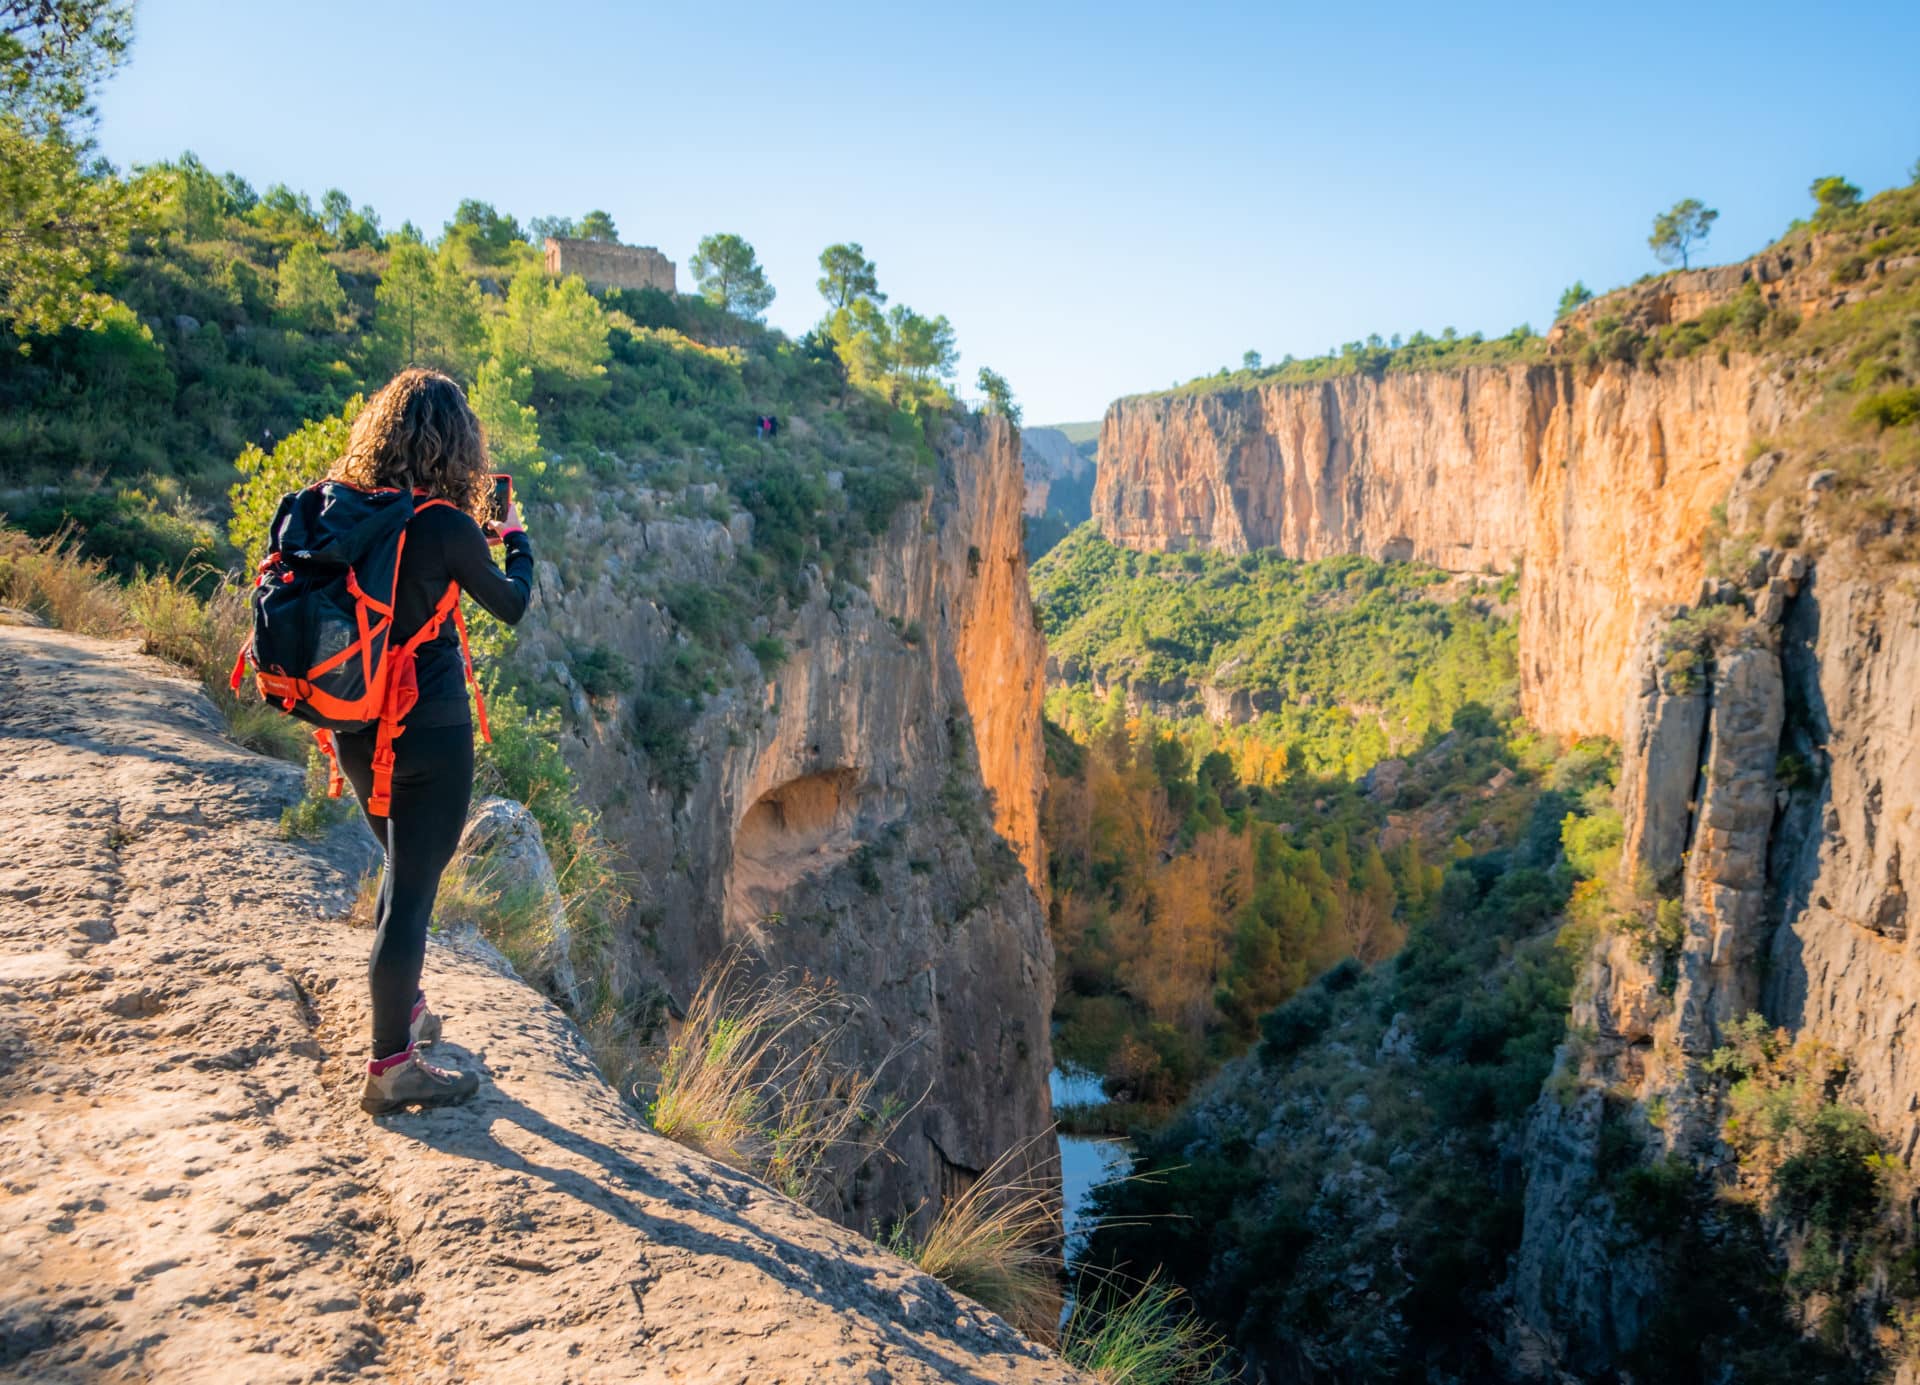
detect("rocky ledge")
(0, 624), (1086, 1384)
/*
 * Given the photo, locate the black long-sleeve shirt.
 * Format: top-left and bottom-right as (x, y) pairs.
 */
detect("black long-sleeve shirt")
(393, 504), (534, 727)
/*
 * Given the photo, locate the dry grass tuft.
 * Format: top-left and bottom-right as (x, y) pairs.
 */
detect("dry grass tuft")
(888, 1133), (1063, 1340)
(644, 953), (907, 1210)
(0, 524), (128, 636)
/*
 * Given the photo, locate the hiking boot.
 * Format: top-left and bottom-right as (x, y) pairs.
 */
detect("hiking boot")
(360, 1046), (479, 1115)
(409, 993), (442, 1047)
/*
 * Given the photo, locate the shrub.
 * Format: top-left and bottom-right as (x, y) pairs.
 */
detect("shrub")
(280, 744), (355, 839)
(571, 643), (634, 699)
(1852, 387), (1920, 430)
(1259, 987), (1333, 1064)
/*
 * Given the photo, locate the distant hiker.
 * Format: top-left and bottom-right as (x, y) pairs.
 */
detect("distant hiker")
(236, 368), (534, 1114)
(767, 414), (779, 439)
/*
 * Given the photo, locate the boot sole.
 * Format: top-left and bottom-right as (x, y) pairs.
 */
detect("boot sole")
(360, 1085), (477, 1116)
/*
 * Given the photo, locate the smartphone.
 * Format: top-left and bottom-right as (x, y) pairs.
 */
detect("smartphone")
(489, 473), (514, 525)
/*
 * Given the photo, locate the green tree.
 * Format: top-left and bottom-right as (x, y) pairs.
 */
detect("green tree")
(0, 0), (138, 340)
(1649, 198), (1717, 269)
(1242, 349), (1262, 371)
(1809, 175), (1861, 222)
(488, 263), (608, 382)
(1557, 281), (1593, 317)
(445, 198), (524, 268)
(576, 208), (618, 242)
(424, 243), (485, 373)
(1, 0), (132, 136)
(0, 116), (133, 338)
(336, 202), (382, 251)
(249, 182), (322, 239)
(139, 150), (228, 239)
(527, 213), (574, 242)
(976, 366), (1020, 423)
(470, 358), (542, 472)
(320, 187), (352, 236)
(826, 297), (888, 391)
(817, 242), (882, 310)
(274, 240), (346, 331)
(692, 232), (775, 318)
(374, 241), (482, 375)
(228, 397), (362, 560)
(374, 240), (434, 365)
(885, 304), (956, 404)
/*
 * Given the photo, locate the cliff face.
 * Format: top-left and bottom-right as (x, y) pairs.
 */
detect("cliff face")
(0, 623), (1086, 1384)
(1020, 427), (1095, 519)
(512, 415), (1053, 1235)
(1510, 527), (1920, 1363)
(1095, 356), (1792, 740)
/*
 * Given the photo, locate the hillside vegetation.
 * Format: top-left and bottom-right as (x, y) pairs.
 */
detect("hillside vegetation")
(1032, 528), (1539, 1116)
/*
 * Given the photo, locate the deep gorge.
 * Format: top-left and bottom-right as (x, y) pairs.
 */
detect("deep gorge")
(1049, 199), (1920, 1379)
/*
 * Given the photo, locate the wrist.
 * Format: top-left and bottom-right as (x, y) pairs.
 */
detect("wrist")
(499, 524), (526, 539)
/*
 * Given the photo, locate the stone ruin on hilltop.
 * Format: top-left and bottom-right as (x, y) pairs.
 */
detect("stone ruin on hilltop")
(543, 236), (677, 294)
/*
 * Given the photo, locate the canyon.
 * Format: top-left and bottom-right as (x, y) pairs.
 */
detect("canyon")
(1091, 231), (1898, 744)
(1095, 355), (1789, 742)
(506, 414), (1054, 1235)
(1076, 220), (1920, 1372)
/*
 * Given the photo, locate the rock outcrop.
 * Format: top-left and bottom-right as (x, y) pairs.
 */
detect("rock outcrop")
(1510, 515), (1920, 1362)
(509, 414), (1054, 1236)
(1094, 355), (1793, 740)
(0, 623), (1088, 1384)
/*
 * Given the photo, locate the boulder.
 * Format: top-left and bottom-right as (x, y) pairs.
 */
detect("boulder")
(454, 797), (579, 1008)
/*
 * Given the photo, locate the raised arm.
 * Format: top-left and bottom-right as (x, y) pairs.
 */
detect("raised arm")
(443, 508), (534, 626)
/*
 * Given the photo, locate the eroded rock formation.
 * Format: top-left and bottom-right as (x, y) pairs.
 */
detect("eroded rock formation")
(510, 414), (1053, 1236)
(1095, 355), (1791, 740)
(1510, 521), (1920, 1363)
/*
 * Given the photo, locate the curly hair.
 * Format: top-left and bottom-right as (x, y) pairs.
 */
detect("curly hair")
(329, 368), (491, 519)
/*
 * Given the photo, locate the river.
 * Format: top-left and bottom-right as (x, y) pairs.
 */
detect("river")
(1051, 1067), (1131, 1261)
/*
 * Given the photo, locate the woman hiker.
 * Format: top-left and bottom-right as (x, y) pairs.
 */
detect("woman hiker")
(323, 368), (536, 1114)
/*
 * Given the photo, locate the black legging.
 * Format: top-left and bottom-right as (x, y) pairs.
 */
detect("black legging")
(335, 722), (474, 1059)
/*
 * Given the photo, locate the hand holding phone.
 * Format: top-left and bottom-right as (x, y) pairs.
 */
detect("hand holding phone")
(485, 473), (520, 544)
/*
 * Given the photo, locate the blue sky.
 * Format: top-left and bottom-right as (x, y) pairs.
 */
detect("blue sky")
(98, 0), (1920, 424)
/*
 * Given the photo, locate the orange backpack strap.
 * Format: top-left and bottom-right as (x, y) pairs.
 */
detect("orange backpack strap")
(450, 599), (491, 745)
(367, 579), (480, 815)
(313, 728), (345, 798)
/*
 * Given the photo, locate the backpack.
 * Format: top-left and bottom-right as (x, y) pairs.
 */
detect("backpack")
(229, 479), (491, 816)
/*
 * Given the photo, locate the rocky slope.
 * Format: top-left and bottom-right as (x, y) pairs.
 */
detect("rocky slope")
(509, 414), (1054, 1235)
(0, 622), (1088, 1384)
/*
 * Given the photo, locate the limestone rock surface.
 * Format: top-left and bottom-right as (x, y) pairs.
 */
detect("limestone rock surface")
(0, 624), (1088, 1385)
(1093, 357), (1792, 741)
(506, 414), (1056, 1235)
